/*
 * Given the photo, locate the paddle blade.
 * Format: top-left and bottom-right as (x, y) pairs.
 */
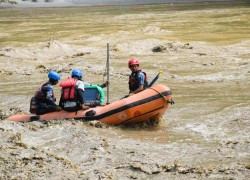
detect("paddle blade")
(148, 71), (163, 87)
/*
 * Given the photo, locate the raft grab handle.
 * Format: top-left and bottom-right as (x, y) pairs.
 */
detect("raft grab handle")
(148, 87), (174, 105)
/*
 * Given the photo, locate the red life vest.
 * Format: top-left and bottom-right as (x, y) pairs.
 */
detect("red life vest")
(60, 78), (78, 101)
(129, 70), (148, 92)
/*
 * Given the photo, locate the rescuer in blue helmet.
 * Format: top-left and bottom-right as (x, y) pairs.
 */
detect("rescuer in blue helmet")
(31, 70), (62, 115)
(59, 69), (109, 111)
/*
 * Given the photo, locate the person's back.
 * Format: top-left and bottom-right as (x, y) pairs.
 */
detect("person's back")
(59, 69), (89, 111)
(34, 70), (61, 115)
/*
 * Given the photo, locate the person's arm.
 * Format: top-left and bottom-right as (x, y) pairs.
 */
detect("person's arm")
(77, 89), (89, 110)
(44, 86), (57, 106)
(77, 81), (90, 110)
(129, 84), (144, 96)
(43, 84), (61, 111)
(77, 89), (84, 104)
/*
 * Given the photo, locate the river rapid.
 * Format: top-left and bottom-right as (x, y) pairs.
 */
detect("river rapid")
(0, 1), (250, 179)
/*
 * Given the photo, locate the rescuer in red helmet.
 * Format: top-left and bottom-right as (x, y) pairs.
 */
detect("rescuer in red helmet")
(128, 58), (148, 96)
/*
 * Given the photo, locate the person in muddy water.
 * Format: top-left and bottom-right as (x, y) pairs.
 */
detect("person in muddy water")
(128, 58), (148, 96)
(34, 70), (62, 115)
(59, 69), (108, 111)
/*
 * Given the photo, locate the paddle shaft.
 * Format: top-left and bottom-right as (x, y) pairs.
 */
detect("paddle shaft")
(106, 43), (110, 104)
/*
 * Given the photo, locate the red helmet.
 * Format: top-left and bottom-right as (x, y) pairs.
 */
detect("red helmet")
(128, 58), (140, 67)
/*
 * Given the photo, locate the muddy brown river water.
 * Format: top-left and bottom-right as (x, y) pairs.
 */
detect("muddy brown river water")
(0, 1), (250, 179)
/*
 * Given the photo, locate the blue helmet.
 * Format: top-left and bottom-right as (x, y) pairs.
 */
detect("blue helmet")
(71, 69), (83, 79)
(48, 70), (60, 81)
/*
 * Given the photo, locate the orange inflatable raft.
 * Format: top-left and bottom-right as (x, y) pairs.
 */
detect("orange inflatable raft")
(6, 84), (173, 125)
